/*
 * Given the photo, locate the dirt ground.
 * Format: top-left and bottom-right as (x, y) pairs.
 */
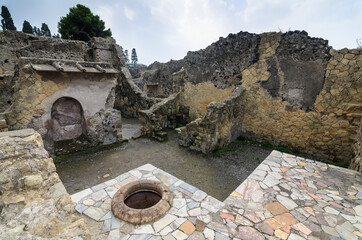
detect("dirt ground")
(56, 120), (272, 201)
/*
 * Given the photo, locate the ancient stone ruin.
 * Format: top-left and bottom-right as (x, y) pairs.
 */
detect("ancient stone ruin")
(0, 29), (361, 239)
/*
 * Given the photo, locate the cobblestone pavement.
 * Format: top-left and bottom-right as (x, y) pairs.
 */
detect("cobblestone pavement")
(71, 150), (362, 239)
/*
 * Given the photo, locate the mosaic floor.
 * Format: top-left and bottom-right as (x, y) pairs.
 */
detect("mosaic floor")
(71, 150), (362, 239)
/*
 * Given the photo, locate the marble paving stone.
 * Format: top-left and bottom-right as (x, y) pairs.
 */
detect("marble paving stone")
(172, 229), (188, 240)
(70, 150), (362, 240)
(108, 229), (120, 240)
(203, 227), (215, 240)
(153, 214), (178, 233)
(201, 196), (224, 213)
(276, 195), (298, 210)
(128, 234), (153, 240)
(91, 189), (108, 202)
(115, 172), (131, 183)
(134, 225), (155, 234)
(153, 169), (179, 186)
(192, 190), (207, 202)
(173, 199), (187, 209)
(75, 203), (88, 213)
(179, 220), (195, 235)
(83, 206), (108, 221)
(159, 226), (173, 236)
(71, 188), (93, 203)
(263, 174), (280, 187)
(180, 182), (199, 193)
(91, 182), (108, 192)
(138, 163), (157, 172)
(335, 225), (358, 240)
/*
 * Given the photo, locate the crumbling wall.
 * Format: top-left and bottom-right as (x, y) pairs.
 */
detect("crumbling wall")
(148, 30), (361, 166)
(179, 87), (245, 153)
(350, 122), (362, 172)
(144, 31), (260, 95)
(114, 67), (160, 118)
(178, 82), (234, 120)
(138, 81), (235, 137)
(0, 129), (89, 239)
(0, 31), (126, 114)
(6, 58), (121, 154)
(240, 32), (360, 165)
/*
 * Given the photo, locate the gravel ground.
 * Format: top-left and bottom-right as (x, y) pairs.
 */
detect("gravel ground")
(56, 120), (271, 201)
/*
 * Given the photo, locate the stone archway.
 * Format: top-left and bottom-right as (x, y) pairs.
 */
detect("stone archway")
(51, 97), (86, 141)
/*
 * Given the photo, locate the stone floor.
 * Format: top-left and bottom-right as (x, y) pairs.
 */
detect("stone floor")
(71, 150), (362, 239)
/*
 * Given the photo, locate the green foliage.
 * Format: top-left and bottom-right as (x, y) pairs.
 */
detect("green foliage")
(40, 23), (51, 37)
(33, 26), (40, 35)
(58, 4), (112, 41)
(213, 146), (230, 157)
(22, 20), (33, 34)
(131, 48), (138, 65)
(124, 49), (130, 63)
(1, 6), (16, 30)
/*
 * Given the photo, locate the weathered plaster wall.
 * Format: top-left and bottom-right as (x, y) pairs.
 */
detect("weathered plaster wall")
(6, 60), (121, 154)
(150, 31), (360, 166)
(179, 87), (245, 153)
(114, 67), (160, 118)
(139, 81), (234, 137)
(178, 82), (234, 120)
(0, 129), (89, 239)
(239, 32), (361, 164)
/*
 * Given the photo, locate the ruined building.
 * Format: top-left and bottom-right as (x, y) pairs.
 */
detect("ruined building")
(0, 32), (123, 154)
(0, 29), (361, 239)
(0, 30), (361, 169)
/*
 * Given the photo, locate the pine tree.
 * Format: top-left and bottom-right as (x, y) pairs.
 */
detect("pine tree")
(124, 50), (130, 64)
(131, 48), (138, 65)
(33, 26), (40, 35)
(40, 23), (51, 37)
(58, 4), (112, 41)
(1, 6), (17, 30)
(22, 21), (33, 34)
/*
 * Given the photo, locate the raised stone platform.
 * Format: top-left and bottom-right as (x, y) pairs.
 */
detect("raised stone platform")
(71, 151), (362, 239)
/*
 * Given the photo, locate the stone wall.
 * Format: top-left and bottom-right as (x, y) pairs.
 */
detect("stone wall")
(114, 67), (160, 118)
(179, 87), (245, 153)
(239, 32), (360, 165)
(141, 31), (260, 96)
(145, 30), (361, 166)
(350, 122), (362, 172)
(0, 129), (89, 239)
(6, 58), (121, 154)
(138, 81), (235, 137)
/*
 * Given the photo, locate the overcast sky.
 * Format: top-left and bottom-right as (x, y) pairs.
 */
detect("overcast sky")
(3, 0), (362, 64)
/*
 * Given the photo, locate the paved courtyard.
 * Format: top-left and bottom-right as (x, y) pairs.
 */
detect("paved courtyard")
(71, 150), (362, 239)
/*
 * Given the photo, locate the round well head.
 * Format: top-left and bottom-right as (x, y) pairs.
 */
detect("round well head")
(111, 179), (173, 224)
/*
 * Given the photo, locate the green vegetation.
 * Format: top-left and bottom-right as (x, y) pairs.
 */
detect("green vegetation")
(1, 6), (16, 31)
(22, 21), (33, 34)
(58, 4), (112, 41)
(131, 48), (138, 65)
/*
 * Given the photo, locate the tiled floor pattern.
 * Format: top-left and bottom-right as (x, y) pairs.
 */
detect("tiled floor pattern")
(71, 150), (362, 239)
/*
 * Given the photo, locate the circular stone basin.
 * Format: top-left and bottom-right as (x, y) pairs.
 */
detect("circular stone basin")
(111, 179), (173, 224)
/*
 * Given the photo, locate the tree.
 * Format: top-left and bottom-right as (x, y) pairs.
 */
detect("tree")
(33, 26), (40, 35)
(124, 49), (130, 64)
(22, 20), (33, 34)
(131, 48), (138, 65)
(40, 23), (51, 37)
(58, 4), (112, 41)
(1, 6), (16, 30)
